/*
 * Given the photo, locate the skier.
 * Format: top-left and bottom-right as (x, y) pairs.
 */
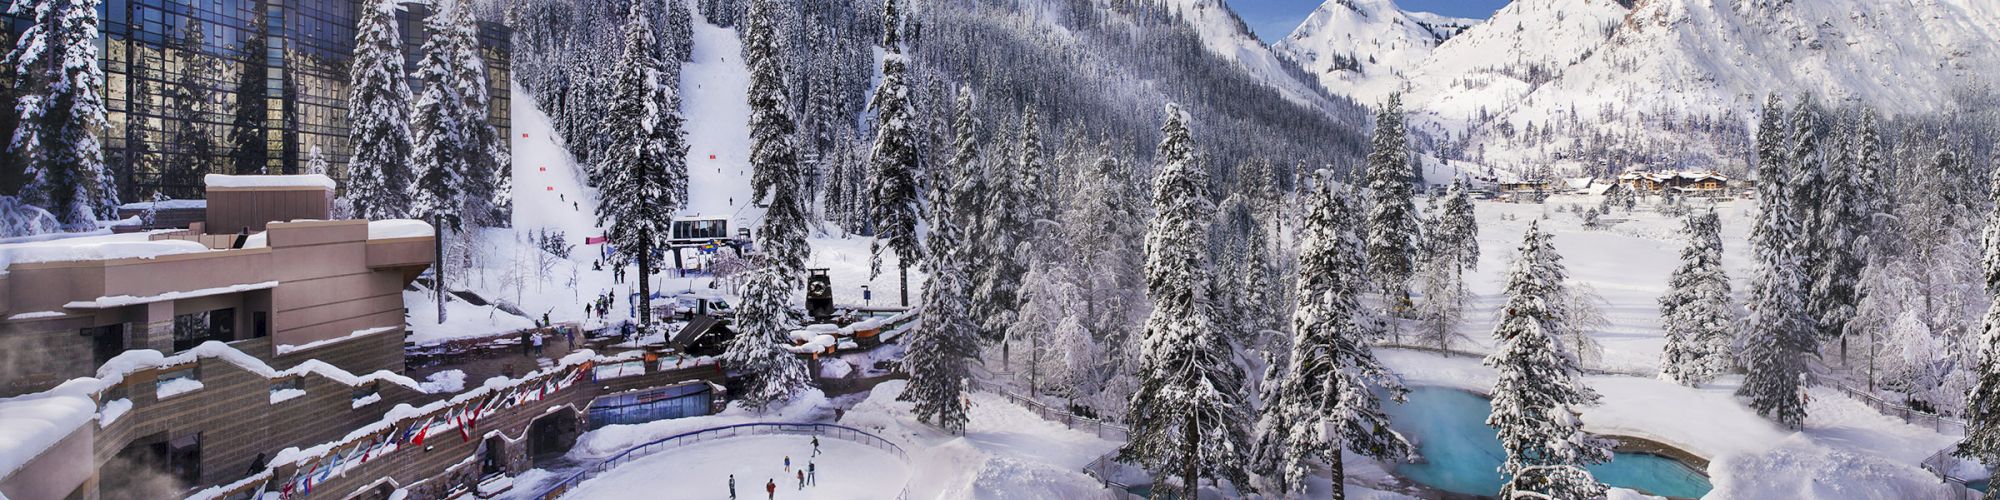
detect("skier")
(811, 436), (821, 457)
(765, 479), (775, 500)
(729, 474), (736, 500)
(807, 462), (816, 486)
(796, 469), (804, 490)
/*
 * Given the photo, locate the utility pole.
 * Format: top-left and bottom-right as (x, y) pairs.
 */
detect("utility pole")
(435, 214), (446, 324)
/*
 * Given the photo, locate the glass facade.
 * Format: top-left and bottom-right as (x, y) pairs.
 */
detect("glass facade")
(586, 383), (715, 430)
(4, 0), (510, 201)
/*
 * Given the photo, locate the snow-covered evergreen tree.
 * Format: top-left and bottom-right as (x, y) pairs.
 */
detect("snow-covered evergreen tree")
(899, 86), (979, 432)
(1958, 136), (2000, 477)
(1486, 221), (1611, 499)
(1659, 210), (1734, 387)
(725, 264), (812, 412)
(1415, 178), (1479, 349)
(411, 0), (474, 230)
(438, 0), (508, 219)
(1365, 94), (1420, 328)
(343, 0), (417, 220)
(1015, 106), (1049, 222)
(867, 0), (923, 306)
(1737, 95), (1818, 430)
(1121, 104), (1249, 497)
(746, 0), (809, 280)
(4, 0), (109, 229)
(974, 122), (1028, 353)
(1252, 173), (1412, 497)
(594, 1), (683, 332)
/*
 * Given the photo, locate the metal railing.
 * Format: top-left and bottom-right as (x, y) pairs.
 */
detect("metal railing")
(1827, 381), (1967, 435)
(967, 378), (1130, 442)
(1921, 448), (1984, 500)
(526, 422), (911, 500)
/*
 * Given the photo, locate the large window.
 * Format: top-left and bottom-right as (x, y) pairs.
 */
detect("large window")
(172, 307), (235, 351)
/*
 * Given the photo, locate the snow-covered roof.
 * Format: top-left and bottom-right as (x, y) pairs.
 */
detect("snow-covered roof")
(0, 231), (211, 269)
(368, 219), (435, 240)
(204, 173), (336, 190)
(1564, 177), (1596, 190)
(116, 199), (207, 210)
(0, 380), (97, 477)
(1618, 170), (1727, 182)
(673, 214), (732, 222)
(64, 281), (280, 309)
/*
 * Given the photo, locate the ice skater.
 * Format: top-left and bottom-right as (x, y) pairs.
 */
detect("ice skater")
(765, 478), (775, 500)
(811, 436), (821, 457)
(807, 462), (816, 485)
(728, 474), (736, 499)
(796, 470), (804, 490)
(783, 455), (791, 472)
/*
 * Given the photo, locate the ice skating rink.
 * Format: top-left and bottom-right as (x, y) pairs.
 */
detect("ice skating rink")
(557, 435), (909, 499)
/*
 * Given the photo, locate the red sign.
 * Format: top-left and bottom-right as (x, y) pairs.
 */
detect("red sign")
(522, 133), (529, 138)
(709, 154), (716, 160)
(586, 236), (608, 245)
(546, 186), (554, 191)
(539, 167), (546, 172)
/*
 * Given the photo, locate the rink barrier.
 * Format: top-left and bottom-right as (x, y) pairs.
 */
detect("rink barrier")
(527, 422), (911, 500)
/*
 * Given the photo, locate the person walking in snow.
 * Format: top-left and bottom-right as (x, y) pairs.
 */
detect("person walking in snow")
(765, 479), (775, 500)
(531, 332), (545, 356)
(796, 470), (804, 490)
(807, 462), (816, 485)
(729, 474), (736, 499)
(811, 436), (821, 457)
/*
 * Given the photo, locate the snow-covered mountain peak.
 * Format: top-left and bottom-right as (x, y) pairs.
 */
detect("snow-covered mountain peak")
(1273, 0), (1479, 103)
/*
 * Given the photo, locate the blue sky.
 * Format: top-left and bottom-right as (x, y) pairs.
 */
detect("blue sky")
(1227, 0), (1512, 43)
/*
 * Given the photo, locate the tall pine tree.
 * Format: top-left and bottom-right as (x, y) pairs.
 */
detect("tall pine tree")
(1122, 104), (1249, 498)
(1487, 221), (1611, 498)
(1659, 210), (1734, 387)
(1958, 139), (2000, 491)
(411, 0), (474, 230)
(867, 0), (923, 307)
(594, 1), (683, 334)
(897, 85), (979, 433)
(343, 0), (416, 220)
(746, 0), (809, 280)
(725, 264), (813, 411)
(1365, 93), (1420, 329)
(6, 0), (110, 229)
(1252, 173), (1412, 497)
(1737, 94), (1818, 429)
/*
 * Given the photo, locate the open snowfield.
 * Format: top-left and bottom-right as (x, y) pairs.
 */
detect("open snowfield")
(556, 435), (907, 500)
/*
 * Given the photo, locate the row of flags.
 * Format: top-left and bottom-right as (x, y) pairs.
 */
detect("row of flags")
(274, 361), (597, 499)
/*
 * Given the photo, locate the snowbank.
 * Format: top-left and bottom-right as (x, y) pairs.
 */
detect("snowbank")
(117, 199), (207, 210)
(420, 370), (468, 393)
(96, 398), (132, 427)
(841, 380), (1120, 500)
(203, 173), (336, 190)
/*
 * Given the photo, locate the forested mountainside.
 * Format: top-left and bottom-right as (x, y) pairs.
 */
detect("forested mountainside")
(510, 0), (1372, 205)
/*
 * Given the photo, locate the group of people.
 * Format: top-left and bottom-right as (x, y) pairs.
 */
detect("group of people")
(584, 292), (619, 322)
(728, 437), (824, 499)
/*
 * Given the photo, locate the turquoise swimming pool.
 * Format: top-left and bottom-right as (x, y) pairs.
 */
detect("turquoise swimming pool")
(1382, 387), (1714, 498)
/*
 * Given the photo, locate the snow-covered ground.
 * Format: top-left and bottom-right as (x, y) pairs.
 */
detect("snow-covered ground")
(412, 11), (920, 344)
(1362, 195), (1966, 498)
